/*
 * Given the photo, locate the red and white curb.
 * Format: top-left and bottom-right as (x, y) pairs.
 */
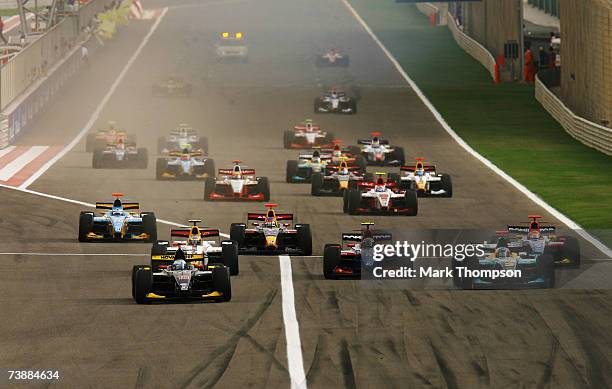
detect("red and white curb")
(0, 145), (62, 187)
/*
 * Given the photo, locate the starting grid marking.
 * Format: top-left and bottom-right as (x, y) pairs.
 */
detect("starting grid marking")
(0, 146), (63, 187)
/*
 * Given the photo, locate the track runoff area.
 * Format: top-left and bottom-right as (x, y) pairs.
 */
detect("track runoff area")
(1, 0), (611, 388)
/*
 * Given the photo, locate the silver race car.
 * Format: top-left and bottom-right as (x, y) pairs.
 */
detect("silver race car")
(158, 124), (208, 154)
(353, 132), (405, 166)
(314, 89), (356, 114)
(92, 139), (147, 169)
(156, 149), (215, 180)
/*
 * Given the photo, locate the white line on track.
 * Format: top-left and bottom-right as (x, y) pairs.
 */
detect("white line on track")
(0, 146), (47, 180)
(18, 7), (169, 190)
(0, 146), (16, 158)
(0, 252), (149, 256)
(279, 255), (308, 389)
(339, 0), (612, 259)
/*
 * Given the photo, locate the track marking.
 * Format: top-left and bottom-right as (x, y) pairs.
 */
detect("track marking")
(279, 255), (308, 389)
(18, 7), (169, 190)
(0, 146), (47, 180)
(339, 0), (612, 259)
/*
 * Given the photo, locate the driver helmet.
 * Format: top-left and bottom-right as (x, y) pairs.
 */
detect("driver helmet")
(172, 259), (188, 270)
(416, 169), (424, 177)
(332, 145), (342, 158)
(188, 234), (201, 246)
(495, 247), (511, 258)
(116, 138), (125, 149)
(330, 90), (338, 99)
(375, 177), (386, 191)
(311, 150), (321, 163)
(181, 148), (190, 161)
(264, 217), (277, 228)
(371, 136), (380, 148)
(528, 230), (541, 240)
(232, 164), (242, 177)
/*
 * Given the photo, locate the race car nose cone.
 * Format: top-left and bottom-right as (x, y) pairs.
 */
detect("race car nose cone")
(265, 236), (277, 248)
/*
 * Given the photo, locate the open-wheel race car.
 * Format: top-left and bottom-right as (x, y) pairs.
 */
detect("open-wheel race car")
(315, 48), (349, 67)
(283, 119), (335, 149)
(92, 139), (148, 169)
(152, 77), (193, 97)
(150, 220), (239, 275)
(204, 160), (270, 201)
(323, 222), (392, 279)
(286, 142), (367, 183)
(85, 121), (136, 152)
(343, 173), (418, 216)
(230, 204), (312, 255)
(397, 158), (452, 197)
(158, 124), (208, 154)
(215, 32), (248, 62)
(314, 88), (356, 114)
(352, 132), (405, 166)
(311, 158), (365, 196)
(132, 247), (231, 304)
(78, 194), (156, 242)
(156, 149), (215, 180)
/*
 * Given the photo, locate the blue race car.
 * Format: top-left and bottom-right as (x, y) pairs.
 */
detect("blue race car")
(286, 150), (328, 183)
(78, 194), (157, 242)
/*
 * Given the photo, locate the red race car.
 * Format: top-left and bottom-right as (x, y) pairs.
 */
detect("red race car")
(283, 119), (335, 149)
(204, 161), (270, 201)
(343, 173), (418, 216)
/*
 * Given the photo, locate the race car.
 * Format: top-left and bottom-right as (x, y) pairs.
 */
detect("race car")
(452, 236), (556, 289)
(343, 173), (418, 216)
(495, 215), (580, 267)
(315, 48), (349, 67)
(397, 158), (452, 197)
(156, 149), (215, 180)
(85, 121), (135, 152)
(215, 32), (248, 62)
(78, 194), (157, 242)
(158, 124), (208, 154)
(286, 149), (328, 183)
(353, 132), (405, 166)
(230, 204), (312, 255)
(311, 159), (365, 196)
(132, 248), (231, 304)
(150, 220), (239, 275)
(283, 119), (335, 149)
(314, 89), (356, 114)
(92, 139), (148, 169)
(323, 222), (392, 279)
(204, 160), (270, 201)
(152, 77), (192, 97)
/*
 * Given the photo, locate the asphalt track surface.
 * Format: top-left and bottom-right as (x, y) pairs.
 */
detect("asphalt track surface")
(1, 0), (611, 387)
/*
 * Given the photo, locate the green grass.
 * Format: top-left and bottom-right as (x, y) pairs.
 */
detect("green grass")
(349, 0), (612, 234)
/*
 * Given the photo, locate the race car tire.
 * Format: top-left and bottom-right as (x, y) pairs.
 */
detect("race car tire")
(212, 266), (232, 302)
(204, 176), (216, 201)
(133, 267), (152, 304)
(230, 223), (246, 248)
(343, 190), (349, 213)
(150, 240), (169, 271)
(283, 130), (294, 149)
(156, 158), (167, 180)
(313, 98), (324, 114)
(137, 148), (148, 169)
(78, 211), (94, 242)
(221, 240), (240, 276)
(440, 174), (453, 198)
(142, 212), (157, 243)
(349, 101), (357, 114)
(347, 189), (362, 215)
(85, 133), (97, 152)
(286, 160), (298, 183)
(297, 224), (312, 256)
(257, 177), (270, 201)
(393, 147), (405, 166)
(323, 244), (341, 279)
(157, 137), (166, 154)
(559, 236), (581, 268)
(404, 190), (418, 216)
(204, 159), (215, 178)
(537, 254), (556, 288)
(92, 149), (104, 169)
(311, 172), (323, 196)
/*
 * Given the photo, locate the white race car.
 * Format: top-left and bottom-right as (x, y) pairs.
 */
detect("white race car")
(344, 174), (418, 216)
(158, 124), (208, 154)
(316, 48), (349, 67)
(92, 139), (148, 169)
(398, 158), (452, 197)
(151, 220), (239, 275)
(314, 89), (356, 114)
(354, 132), (405, 166)
(204, 160), (270, 201)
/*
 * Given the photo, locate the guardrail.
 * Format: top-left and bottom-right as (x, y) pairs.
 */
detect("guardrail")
(446, 11), (498, 82)
(415, 2), (447, 25)
(535, 75), (612, 155)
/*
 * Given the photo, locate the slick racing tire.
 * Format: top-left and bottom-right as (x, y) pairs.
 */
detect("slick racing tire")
(313, 98), (324, 114)
(212, 266), (232, 302)
(440, 174), (453, 198)
(343, 190), (349, 213)
(132, 265), (148, 299)
(297, 224), (312, 256)
(150, 240), (169, 271)
(347, 188), (362, 215)
(142, 212), (157, 242)
(230, 223), (246, 248)
(133, 267), (152, 304)
(204, 176), (216, 201)
(404, 190), (418, 216)
(559, 236), (581, 268)
(203, 159), (215, 178)
(393, 147), (405, 166)
(156, 158), (167, 180)
(323, 244), (341, 279)
(78, 211), (94, 242)
(286, 160), (298, 183)
(283, 130), (294, 149)
(222, 240), (240, 276)
(311, 172), (323, 196)
(537, 254), (556, 288)
(257, 177), (270, 201)
(348, 101), (357, 114)
(137, 148), (148, 169)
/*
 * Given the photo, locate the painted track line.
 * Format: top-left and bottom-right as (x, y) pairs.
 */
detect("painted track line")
(0, 146), (47, 180)
(279, 255), (308, 389)
(339, 0), (612, 259)
(18, 7), (169, 190)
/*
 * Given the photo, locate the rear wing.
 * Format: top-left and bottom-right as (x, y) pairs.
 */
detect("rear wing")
(218, 168), (256, 175)
(507, 226), (556, 234)
(96, 202), (139, 210)
(341, 232), (393, 242)
(167, 150), (203, 157)
(325, 163), (361, 173)
(170, 228), (220, 238)
(357, 139), (389, 145)
(401, 165), (436, 172)
(151, 253), (205, 261)
(248, 213), (294, 221)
